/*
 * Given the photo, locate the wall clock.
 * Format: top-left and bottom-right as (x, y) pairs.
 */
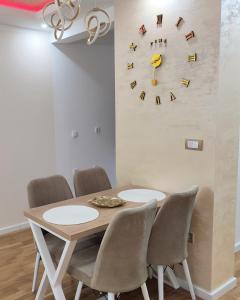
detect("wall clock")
(128, 15), (198, 105)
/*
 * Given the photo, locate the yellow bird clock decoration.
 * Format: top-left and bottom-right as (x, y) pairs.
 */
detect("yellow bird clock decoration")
(151, 53), (162, 86)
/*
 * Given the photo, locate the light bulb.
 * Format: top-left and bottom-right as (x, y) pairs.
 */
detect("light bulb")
(41, 23), (48, 29)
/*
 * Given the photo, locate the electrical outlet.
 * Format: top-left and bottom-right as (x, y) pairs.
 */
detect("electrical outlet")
(188, 232), (194, 244)
(94, 127), (101, 134)
(71, 130), (79, 139)
(185, 139), (203, 151)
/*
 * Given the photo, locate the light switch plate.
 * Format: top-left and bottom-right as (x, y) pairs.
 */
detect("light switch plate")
(185, 139), (203, 151)
(71, 130), (79, 139)
(94, 127), (101, 134)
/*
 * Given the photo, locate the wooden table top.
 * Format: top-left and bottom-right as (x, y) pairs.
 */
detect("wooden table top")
(24, 185), (164, 241)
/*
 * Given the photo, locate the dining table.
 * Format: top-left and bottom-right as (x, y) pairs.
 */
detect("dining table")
(24, 185), (166, 300)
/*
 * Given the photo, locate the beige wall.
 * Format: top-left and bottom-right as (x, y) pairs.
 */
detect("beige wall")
(0, 25), (55, 228)
(212, 0), (240, 288)
(221, 0), (240, 267)
(115, 0), (238, 292)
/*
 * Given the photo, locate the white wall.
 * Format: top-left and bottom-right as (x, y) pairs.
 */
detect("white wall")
(51, 33), (116, 189)
(236, 142), (240, 249)
(0, 25), (55, 228)
(231, 0), (240, 247)
(0, 25), (115, 230)
(218, 0), (240, 250)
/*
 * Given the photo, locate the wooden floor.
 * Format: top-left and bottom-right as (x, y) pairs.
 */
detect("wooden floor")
(0, 229), (238, 300)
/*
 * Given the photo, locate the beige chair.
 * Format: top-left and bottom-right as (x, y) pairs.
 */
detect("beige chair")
(27, 175), (100, 293)
(74, 167), (112, 197)
(64, 200), (157, 300)
(147, 186), (199, 300)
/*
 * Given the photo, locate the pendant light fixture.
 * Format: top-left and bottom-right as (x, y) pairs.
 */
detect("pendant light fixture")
(42, 0), (81, 41)
(42, 0), (111, 44)
(84, 1), (111, 45)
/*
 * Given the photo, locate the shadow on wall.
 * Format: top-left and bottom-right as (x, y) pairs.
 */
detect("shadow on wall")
(54, 31), (115, 85)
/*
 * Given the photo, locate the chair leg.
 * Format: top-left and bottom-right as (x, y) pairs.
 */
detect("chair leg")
(108, 292), (115, 300)
(141, 282), (150, 300)
(182, 259), (196, 300)
(166, 266), (180, 289)
(75, 281), (83, 300)
(32, 252), (41, 293)
(157, 265), (164, 300)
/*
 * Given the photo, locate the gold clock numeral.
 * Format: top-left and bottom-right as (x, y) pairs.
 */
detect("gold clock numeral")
(127, 63), (134, 70)
(140, 91), (146, 101)
(188, 53), (197, 62)
(176, 17), (183, 27)
(156, 96), (161, 105)
(181, 79), (190, 87)
(170, 92), (176, 101)
(129, 43), (137, 51)
(130, 81), (137, 89)
(139, 24), (147, 35)
(150, 39), (166, 48)
(185, 31), (195, 41)
(157, 14), (163, 26)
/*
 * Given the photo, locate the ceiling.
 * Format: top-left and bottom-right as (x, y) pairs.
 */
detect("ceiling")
(0, 0), (114, 32)
(0, 6), (46, 30)
(0, 0), (51, 12)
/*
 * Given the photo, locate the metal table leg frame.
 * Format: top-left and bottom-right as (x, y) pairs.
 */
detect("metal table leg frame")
(29, 220), (77, 300)
(36, 271), (48, 300)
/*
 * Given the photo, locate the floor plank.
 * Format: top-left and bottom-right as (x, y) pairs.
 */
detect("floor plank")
(0, 229), (236, 299)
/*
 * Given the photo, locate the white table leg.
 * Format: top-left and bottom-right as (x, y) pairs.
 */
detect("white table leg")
(32, 252), (41, 293)
(36, 271), (48, 300)
(29, 220), (77, 300)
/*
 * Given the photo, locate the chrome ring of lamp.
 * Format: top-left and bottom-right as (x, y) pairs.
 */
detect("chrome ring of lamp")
(42, 0), (81, 41)
(84, 7), (111, 45)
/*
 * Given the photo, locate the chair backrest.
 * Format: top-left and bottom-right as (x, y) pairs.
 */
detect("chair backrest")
(27, 175), (73, 208)
(148, 186), (198, 266)
(91, 200), (157, 293)
(74, 167), (112, 197)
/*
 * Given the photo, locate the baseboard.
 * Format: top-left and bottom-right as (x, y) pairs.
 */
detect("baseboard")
(0, 221), (29, 236)
(235, 241), (240, 253)
(168, 276), (237, 300)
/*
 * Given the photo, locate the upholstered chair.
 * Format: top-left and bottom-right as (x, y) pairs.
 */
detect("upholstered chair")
(27, 175), (100, 293)
(64, 200), (158, 300)
(74, 167), (112, 197)
(147, 186), (199, 300)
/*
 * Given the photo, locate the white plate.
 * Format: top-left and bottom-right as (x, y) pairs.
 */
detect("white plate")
(43, 205), (99, 226)
(118, 189), (166, 203)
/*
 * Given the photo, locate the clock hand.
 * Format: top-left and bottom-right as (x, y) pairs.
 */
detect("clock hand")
(151, 54), (162, 86)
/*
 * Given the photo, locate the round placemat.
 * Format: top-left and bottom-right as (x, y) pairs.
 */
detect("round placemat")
(118, 189), (166, 203)
(43, 205), (99, 225)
